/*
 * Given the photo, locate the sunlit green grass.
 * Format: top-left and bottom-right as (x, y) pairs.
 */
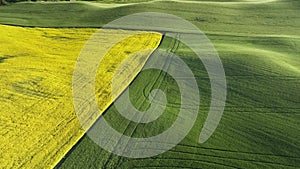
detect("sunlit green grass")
(0, 0), (299, 36)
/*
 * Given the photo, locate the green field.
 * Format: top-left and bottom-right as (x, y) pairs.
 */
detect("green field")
(0, 0), (299, 168)
(58, 37), (300, 168)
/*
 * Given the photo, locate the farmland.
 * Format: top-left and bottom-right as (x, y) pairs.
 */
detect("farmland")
(0, 24), (161, 168)
(58, 35), (300, 168)
(0, 0), (300, 168)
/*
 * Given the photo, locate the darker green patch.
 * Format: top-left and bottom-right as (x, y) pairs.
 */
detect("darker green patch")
(194, 17), (217, 23)
(124, 51), (131, 54)
(0, 55), (15, 63)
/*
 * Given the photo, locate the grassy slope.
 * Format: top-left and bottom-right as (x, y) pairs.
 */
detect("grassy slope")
(55, 35), (300, 169)
(0, 0), (299, 168)
(58, 37), (300, 169)
(0, 0), (299, 36)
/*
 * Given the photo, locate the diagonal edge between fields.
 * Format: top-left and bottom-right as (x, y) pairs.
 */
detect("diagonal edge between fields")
(53, 33), (165, 169)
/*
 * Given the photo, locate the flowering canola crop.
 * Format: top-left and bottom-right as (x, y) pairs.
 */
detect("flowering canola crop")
(0, 24), (162, 168)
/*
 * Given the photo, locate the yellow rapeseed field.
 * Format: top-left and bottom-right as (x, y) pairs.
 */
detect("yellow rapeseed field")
(0, 24), (162, 168)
